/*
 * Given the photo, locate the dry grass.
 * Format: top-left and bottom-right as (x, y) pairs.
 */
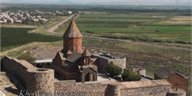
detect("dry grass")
(83, 37), (191, 76)
(157, 16), (192, 25)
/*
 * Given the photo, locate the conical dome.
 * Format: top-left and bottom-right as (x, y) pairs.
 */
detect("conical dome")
(63, 19), (82, 38)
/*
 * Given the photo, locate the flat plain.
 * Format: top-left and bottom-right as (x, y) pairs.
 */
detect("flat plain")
(77, 12), (191, 43)
(1, 10), (191, 77)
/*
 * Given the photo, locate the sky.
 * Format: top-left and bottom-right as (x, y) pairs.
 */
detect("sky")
(0, 0), (191, 5)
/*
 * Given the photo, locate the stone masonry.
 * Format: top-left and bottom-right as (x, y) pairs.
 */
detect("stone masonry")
(1, 56), (172, 96)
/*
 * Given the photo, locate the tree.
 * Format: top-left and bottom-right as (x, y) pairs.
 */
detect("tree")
(122, 69), (141, 81)
(106, 62), (122, 77)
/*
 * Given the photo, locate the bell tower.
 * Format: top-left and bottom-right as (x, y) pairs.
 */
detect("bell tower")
(81, 48), (92, 65)
(63, 18), (83, 55)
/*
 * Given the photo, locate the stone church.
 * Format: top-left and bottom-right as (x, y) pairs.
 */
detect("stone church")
(1, 17), (179, 96)
(53, 19), (98, 82)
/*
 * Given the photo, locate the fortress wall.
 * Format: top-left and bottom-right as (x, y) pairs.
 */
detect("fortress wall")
(120, 86), (170, 96)
(55, 81), (108, 96)
(26, 69), (54, 95)
(1, 57), (54, 95)
(55, 80), (76, 92)
(2, 56), (172, 96)
(54, 80), (171, 96)
(75, 83), (108, 96)
(1, 57), (29, 81)
(120, 80), (171, 96)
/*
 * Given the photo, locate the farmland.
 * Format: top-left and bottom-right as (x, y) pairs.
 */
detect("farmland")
(3, 35), (191, 77)
(0, 5), (191, 96)
(77, 12), (191, 43)
(1, 27), (61, 51)
(1, 8), (191, 77)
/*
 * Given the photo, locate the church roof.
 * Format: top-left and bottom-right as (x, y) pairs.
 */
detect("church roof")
(57, 52), (67, 61)
(82, 48), (91, 57)
(63, 19), (82, 38)
(68, 53), (81, 62)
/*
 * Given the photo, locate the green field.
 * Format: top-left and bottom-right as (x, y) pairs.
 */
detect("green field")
(1, 11), (191, 74)
(1, 28), (61, 51)
(1, 6), (191, 96)
(77, 13), (191, 43)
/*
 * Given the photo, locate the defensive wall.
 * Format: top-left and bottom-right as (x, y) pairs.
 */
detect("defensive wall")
(1, 56), (173, 96)
(54, 80), (171, 96)
(1, 56), (54, 95)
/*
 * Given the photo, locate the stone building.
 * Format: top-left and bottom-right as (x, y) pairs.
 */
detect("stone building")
(92, 53), (126, 73)
(62, 19), (83, 54)
(167, 73), (188, 92)
(53, 19), (97, 82)
(53, 18), (126, 82)
(1, 56), (54, 95)
(1, 17), (187, 96)
(154, 67), (188, 93)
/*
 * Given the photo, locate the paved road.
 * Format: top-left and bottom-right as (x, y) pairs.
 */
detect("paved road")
(47, 15), (74, 32)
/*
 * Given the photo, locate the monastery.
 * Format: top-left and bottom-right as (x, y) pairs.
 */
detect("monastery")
(0, 17), (188, 96)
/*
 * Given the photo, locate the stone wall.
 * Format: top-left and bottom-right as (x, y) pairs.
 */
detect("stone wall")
(93, 54), (126, 73)
(1, 57), (29, 80)
(55, 81), (108, 96)
(166, 89), (186, 96)
(1, 56), (54, 95)
(95, 56), (109, 73)
(1, 56), (172, 96)
(55, 80), (171, 96)
(64, 37), (82, 54)
(26, 69), (54, 95)
(120, 80), (171, 96)
(121, 86), (170, 96)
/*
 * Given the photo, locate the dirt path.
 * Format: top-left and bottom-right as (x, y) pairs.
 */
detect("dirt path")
(47, 15), (74, 32)
(85, 36), (191, 51)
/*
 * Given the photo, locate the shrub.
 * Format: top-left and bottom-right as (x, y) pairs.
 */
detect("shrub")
(122, 69), (141, 81)
(106, 62), (122, 77)
(17, 53), (35, 62)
